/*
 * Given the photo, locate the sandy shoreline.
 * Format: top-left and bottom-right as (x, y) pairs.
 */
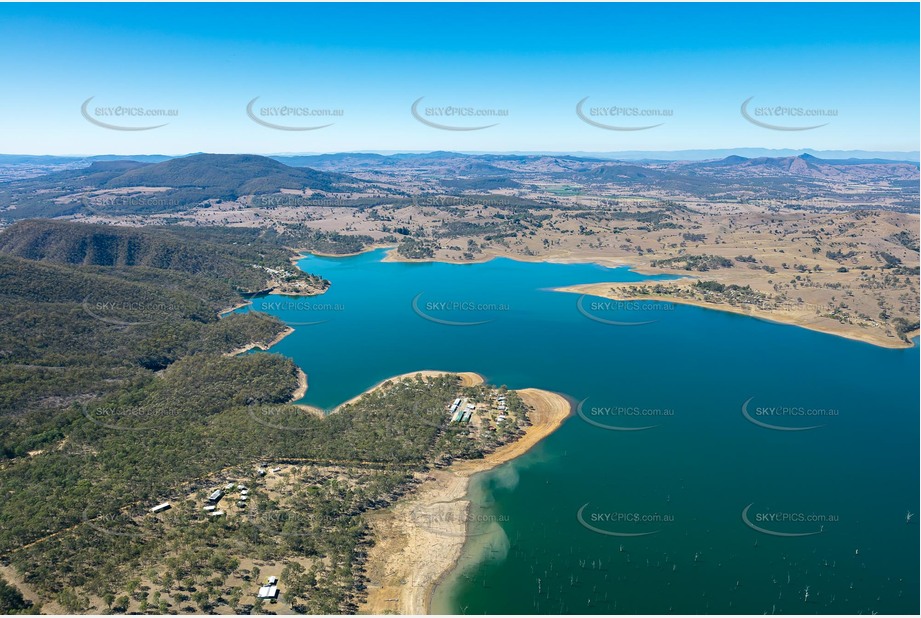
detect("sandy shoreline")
(337, 370), (484, 409)
(286, 370), (485, 418)
(299, 246), (918, 349)
(223, 325), (295, 357)
(378, 245), (648, 271)
(359, 385), (571, 615)
(289, 245), (916, 349)
(293, 244), (396, 260)
(250, 365), (569, 615)
(290, 367), (308, 401)
(218, 299), (251, 317)
(556, 281), (917, 350)
(294, 242), (648, 272)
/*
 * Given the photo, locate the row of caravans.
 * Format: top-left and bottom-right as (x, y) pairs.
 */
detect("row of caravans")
(450, 397), (476, 423)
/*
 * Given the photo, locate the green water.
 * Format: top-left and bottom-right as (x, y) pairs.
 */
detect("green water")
(239, 249), (919, 615)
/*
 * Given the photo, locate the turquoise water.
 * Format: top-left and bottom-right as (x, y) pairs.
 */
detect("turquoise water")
(239, 249), (919, 615)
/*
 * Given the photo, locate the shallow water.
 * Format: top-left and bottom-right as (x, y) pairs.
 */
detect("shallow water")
(239, 249), (919, 615)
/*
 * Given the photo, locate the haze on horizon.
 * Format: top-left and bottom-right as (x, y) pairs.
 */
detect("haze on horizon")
(0, 2), (918, 156)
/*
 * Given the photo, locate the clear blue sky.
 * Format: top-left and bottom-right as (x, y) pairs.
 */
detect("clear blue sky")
(0, 2), (917, 155)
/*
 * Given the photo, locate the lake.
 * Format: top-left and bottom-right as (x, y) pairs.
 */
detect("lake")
(237, 249), (919, 615)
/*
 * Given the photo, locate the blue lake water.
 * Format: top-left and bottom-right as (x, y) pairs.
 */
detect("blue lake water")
(237, 249), (919, 615)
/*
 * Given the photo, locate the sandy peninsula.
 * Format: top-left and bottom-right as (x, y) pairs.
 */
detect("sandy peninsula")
(218, 299), (251, 317)
(555, 280), (917, 349)
(359, 385), (571, 615)
(223, 325), (295, 357)
(252, 365), (570, 615)
(294, 244), (396, 260)
(285, 369), (484, 418)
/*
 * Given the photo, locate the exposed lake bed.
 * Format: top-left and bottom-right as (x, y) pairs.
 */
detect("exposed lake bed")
(240, 249), (919, 615)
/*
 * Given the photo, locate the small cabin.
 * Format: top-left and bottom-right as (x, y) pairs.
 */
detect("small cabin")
(208, 489), (224, 502)
(257, 585), (278, 599)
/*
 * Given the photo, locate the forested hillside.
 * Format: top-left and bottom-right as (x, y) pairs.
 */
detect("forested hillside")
(0, 220), (528, 614)
(0, 220), (328, 294)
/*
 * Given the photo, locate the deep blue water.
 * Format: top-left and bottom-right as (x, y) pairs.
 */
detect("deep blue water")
(237, 249), (919, 615)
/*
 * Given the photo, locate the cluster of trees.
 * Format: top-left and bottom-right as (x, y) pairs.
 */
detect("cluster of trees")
(0, 577), (33, 614)
(889, 230), (919, 252)
(0, 154), (364, 219)
(0, 249), (291, 459)
(279, 226), (374, 254)
(0, 220), (328, 294)
(396, 237), (437, 259)
(3, 371), (521, 613)
(652, 253), (735, 271)
(0, 220), (532, 613)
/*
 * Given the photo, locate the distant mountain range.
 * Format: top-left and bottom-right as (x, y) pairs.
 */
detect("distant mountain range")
(0, 151), (917, 220)
(461, 149), (921, 162)
(1, 148), (918, 167)
(0, 154), (368, 219)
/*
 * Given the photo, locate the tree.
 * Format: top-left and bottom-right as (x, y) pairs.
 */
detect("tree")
(57, 589), (88, 613)
(0, 577), (32, 615)
(193, 590), (210, 612)
(113, 595), (130, 613)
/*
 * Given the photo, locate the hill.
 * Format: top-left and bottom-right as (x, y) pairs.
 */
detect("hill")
(107, 153), (358, 196)
(0, 154), (366, 219)
(0, 219), (520, 615)
(0, 220), (327, 295)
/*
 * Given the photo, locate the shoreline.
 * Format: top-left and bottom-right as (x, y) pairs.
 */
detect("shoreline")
(223, 325), (295, 357)
(359, 384), (572, 615)
(246, 365), (568, 615)
(295, 243), (663, 273)
(555, 282), (917, 350)
(292, 244), (396, 259)
(290, 367), (308, 401)
(335, 370), (484, 409)
(218, 299), (251, 317)
(378, 245), (650, 271)
(292, 246), (917, 350)
(289, 369), (485, 418)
